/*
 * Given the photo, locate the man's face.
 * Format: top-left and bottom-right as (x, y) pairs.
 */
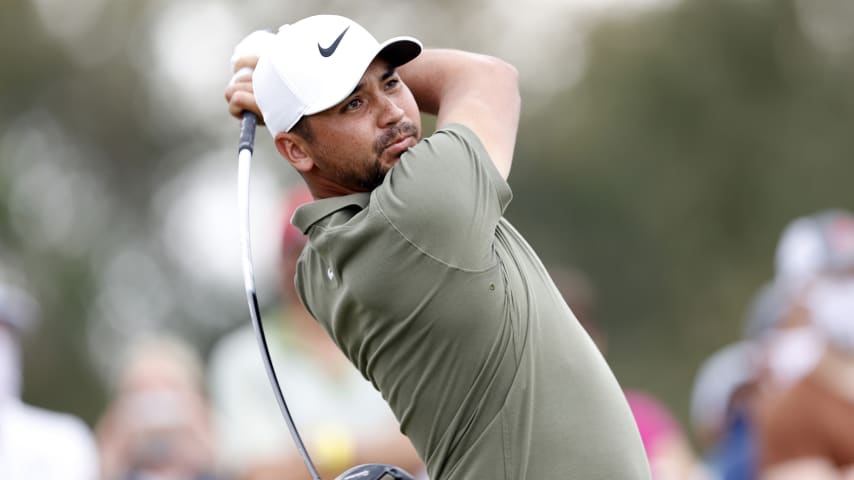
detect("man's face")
(300, 57), (421, 192)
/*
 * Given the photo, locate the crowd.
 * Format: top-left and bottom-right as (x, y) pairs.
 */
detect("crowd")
(690, 208), (854, 480)
(1, 201), (852, 479)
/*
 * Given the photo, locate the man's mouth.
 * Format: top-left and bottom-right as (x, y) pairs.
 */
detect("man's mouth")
(383, 134), (416, 158)
(376, 122), (419, 158)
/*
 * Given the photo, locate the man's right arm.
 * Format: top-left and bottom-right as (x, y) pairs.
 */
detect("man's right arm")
(397, 49), (520, 180)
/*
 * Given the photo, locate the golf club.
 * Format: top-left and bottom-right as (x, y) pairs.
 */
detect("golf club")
(238, 109), (322, 480)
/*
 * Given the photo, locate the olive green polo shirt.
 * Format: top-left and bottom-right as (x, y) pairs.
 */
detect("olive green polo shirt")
(293, 124), (650, 479)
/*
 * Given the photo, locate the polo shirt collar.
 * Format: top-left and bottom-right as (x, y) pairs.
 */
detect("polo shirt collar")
(292, 192), (371, 234)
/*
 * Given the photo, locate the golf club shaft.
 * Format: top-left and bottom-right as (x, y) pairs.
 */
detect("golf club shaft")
(238, 111), (323, 480)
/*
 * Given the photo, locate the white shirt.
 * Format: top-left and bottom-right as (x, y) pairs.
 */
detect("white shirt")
(0, 398), (99, 480)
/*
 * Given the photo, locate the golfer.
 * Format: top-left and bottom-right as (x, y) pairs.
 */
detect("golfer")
(226, 14), (650, 479)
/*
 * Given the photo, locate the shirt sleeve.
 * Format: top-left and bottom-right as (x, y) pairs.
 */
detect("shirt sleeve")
(373, 123), (513, 271)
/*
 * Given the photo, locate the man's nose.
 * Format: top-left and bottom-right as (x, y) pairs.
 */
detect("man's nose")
(377, 94), (405, 126)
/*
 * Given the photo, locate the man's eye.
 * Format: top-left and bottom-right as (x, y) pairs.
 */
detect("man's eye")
(345, 98), (363, 111)
(386, 78), (400, 89)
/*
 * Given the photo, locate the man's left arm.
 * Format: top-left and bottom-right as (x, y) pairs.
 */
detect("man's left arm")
(398, 49), (520, 180)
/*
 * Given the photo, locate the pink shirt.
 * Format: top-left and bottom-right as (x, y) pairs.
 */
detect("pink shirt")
(625, 389), (680, 457)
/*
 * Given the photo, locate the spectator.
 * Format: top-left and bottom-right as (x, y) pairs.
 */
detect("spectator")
(755, 209), (854, 479)
(95, 335), (220, 480)
(690, 339), (760, 480)
(0, 282), (99, 480)
(208, 185), (423, 480)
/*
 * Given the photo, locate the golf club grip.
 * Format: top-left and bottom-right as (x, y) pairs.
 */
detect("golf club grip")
(239, 111), (258, 153)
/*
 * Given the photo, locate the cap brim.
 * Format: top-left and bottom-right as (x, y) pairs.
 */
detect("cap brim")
(377, 36), (422, 67)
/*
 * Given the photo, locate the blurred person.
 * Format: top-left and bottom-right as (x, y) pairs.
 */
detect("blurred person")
(688, 280), (795, 480)
(550, 266), (712, 480)
(704, 219), (852, 479)
(690, 340), (761, 480)
(0, 282), (99, 480)
(627, 390), (712, 480)
(741, 280), (818, 393)
(693, 210), (854, 480)
(208, 185), (423, 480)
(758, 279), (854, 479)
(95, 335), (220, 480)
(754, 209), (854, 479)
(752, 211), (840, 393)
(225, 15), (649, 479)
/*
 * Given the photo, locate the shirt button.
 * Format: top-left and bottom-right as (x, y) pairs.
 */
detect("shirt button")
(327, 267), (334, 280)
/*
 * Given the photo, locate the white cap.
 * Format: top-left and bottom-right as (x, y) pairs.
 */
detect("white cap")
(807, 277), (854, 352)
(689, 341), (758, 435)
(774, 209), (854, 293)
(253, 15), (422, 137)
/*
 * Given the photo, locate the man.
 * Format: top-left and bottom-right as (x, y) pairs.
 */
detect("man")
(226, 14), (649, 479)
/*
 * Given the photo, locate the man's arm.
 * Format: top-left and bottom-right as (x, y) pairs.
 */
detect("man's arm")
(398, 49), (520, 180)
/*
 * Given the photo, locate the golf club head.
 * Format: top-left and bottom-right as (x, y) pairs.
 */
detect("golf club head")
(334, 463), (415, 480)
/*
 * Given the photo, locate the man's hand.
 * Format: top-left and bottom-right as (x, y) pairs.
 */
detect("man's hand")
(225, 57), (262, 121)
(225, 30), (275, 123)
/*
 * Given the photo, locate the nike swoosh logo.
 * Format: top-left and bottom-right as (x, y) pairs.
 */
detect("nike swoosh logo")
(318, 26), (350, 57)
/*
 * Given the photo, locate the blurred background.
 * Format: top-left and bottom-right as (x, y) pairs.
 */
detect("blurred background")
(1, 0), (852, 452)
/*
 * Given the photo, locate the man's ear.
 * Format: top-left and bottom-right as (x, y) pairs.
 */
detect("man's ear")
(275, 133), (313, 173)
